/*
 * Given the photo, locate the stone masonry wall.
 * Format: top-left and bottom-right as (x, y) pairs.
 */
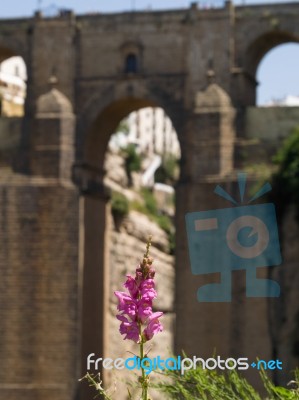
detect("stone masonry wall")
(0, 173), (79, 400)
(0, 117), (21, 167)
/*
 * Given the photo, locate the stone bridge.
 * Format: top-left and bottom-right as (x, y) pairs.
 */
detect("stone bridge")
(0, 2), (299, 399)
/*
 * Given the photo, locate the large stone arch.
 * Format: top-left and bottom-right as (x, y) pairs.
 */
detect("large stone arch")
(75, 78), (184, 400)
(231, 26), (299, 127)
(237, 30), (299, 107)
(2, 6), (299, 399)
(244, 30), (299, 78)
(76, 78), (184, 168)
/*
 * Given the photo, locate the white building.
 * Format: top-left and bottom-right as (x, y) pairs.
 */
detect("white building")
(106, 107), (181, 188)
(127, 107), (180, 158)
(109, 107), (180, 158)
(264, 95), (299, 107)
(0, 56), (27, 116)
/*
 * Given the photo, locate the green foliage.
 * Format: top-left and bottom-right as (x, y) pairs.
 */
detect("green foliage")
(123, 144), (142, 173)
(155, 361), (299, 400)
(271, 127), (299, 222)
(259, 367), (299, 400)
(130, 189), (175, 254)
(122, 144), (142, 186)
(142, 188), (158, 215)
(111, 191), (129, 218)
(130, 189), (159, 218)
(81, 365), (299, 400)
(115, 119), (130, 135)
(155, 154), (179, 184)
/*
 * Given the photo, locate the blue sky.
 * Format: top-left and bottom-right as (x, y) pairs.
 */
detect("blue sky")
(1, 0), (298, 15)
(1, 0), (299, 105)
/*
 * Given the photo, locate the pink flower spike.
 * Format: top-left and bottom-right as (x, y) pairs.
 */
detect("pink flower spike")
(117, 315), (140, 343)
(143, 312), (163, 341)
(114, 291), (137, 318)
(116, 314), (128, 323)
(140, 279), (157, 301)
(124, 275), (139, 298)
(115, 238), (163, 344)
(137, 300), (153, 323)
(148, 311), (163, 321)
(140, 279), (155, 290)
(114, 291), (131, 307)
(141, 288), (157, 302)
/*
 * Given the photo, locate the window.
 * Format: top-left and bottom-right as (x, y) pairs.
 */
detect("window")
(125, 53), (138, 74)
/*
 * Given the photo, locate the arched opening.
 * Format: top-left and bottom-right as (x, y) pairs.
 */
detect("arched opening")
(124, 53), (138, 74)
(77, 95), (181, 399)
(104, 106), (180, 392)
(243, 37), (299, 163)
(257, 43), (299, 106)
(243, 31), (299, 105)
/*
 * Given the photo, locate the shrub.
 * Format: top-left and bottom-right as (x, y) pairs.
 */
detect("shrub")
(123, 144), (142, 185)
(116, 120), (129, 135)
(271, 127), (299, 222)
(155, 154), (179, 184)
(111, 191), (129, 218)
(141, 188), (158, 215)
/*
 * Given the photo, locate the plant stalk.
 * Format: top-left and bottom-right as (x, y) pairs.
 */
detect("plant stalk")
(139, 326), (148, 400)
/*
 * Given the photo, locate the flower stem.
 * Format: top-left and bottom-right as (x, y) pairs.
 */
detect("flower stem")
(139, 325), (148, 400)
(139, 235), (152, 399)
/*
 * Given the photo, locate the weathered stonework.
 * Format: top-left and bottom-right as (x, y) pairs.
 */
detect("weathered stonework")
(0, 177), (79, 400)
(0, 3), (298, 399)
